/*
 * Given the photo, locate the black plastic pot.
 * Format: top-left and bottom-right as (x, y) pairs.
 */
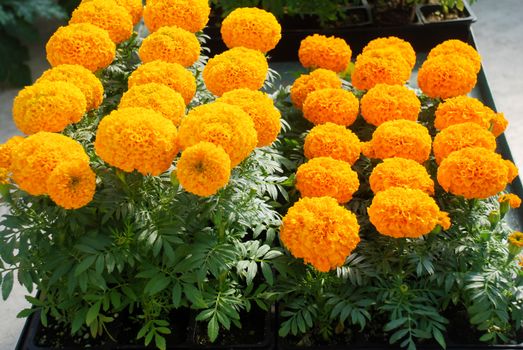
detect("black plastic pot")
(416, 0), (477, 25)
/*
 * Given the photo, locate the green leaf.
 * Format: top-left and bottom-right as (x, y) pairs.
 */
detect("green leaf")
(433, 328), (446, 349)
(16, 308), (35, 318)
(384, 317), (408, 332)
(71, 309), (86, 334)
(196, 309), (214, 321)
(208, 316), (219, 342)
(184, 284), (207, 308)
(145, 276), (170, 296)
(246, 261), (257, 285)
(86, 301), (101, 326)
(155, 334), (166, 350)
(95, 255), (105, 275)
(2, 271), (14, 300)
(74, 255), (97, 276)
(172, 283), (182, 307)
(479, 332), (495, 342)
(260, 262), (273, 285)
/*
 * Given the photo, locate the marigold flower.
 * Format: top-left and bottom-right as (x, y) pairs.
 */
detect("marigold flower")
(351, 48), (412, 90)
(203, 47), (268, 97)
(417, 54), (477, 99)
(0, 136), (24, 168)
(46, 23), (115, 72)
(128, 60), (196, 104)
(490, 112), (508, 137)
(362, 36), (416, 69)
(221, 7), (281, 53)
(280, 196), (360, 272)
(433, 122), (496, 164)
(94, 107), (179, 175)
(176, 142), (231, 197)
(290, 69), (342, 109)
(0, 168), (8, 185)
(360, 84), (420, 126)
(217, 89), (281, 147)
(13, 81), (87, 135)
(302, 88), (359, 126)
(10, 132), (89, 196)
(143, 0), (210, 33)
(119, 83), (185, 126)
(139, 26), (200, 67)
(304, 123), (361, 165)
(509, 232), (523, 248)
(499, 194), (522, 209)
(369, 157), (434, 195)
(47, 159), (96, 209)
(298, 34), (352, 73)
(435, 96), (491, 130)
(81, 0), (143, 25)
(36, 64), (104, 111)
(178, 102), (257, 167)
(362, 120), (431, 164)
(437, 147), (517, 199)
(428, 39), (481, 74)
(368, 187), (450, 238)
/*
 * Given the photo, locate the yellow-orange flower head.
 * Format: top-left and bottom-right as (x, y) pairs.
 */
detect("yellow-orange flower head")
(351, 48), (412, 90)
(302, 88), (359, 126)
(360, 84), (421, 126)
(128, 60), (196, 104)
(290, 69), (342, 109)
(509, 232), (523, 248)
(499, 194), (522, 209)
(304, 123), (361, 165)
(119, 83), (185, 126)
(221, 7), (281, 53)
(36, 64), (104, 111)
(428, 39), (481, 74)
(433, 122), (497, 164)
(143, 0), (210, 33)
(13, 81), (87, 135)
(0, 168), (9, 185)
(362, 120), (431, 164)
(176, 142), (231, 197)
(296, 157), (359, 204)
(10, 132), (89, 196)
(368, 187), (450, 238)
(0, 136), (24, 169)
(81, 0), (143, 25)
(369, 157), (434, 195)
(94, 107), (179, 175)
(437, 147), (518, 199)
(362, 36), (416, 69)
(203, 47), (268, 97)
(139, 26), (201, 67)
(417, 54), (477, 99)
(491, 112), (509, 137)
(217, 89), (281, 147)
(47, 159), (96, 210)
(298, 34), (352, 73)
(280, 196), (360, 272)
(46, 23), (115, 72)
(178, 102), (257, 167)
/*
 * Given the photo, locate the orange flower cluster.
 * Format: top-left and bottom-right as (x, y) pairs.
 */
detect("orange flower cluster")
(290, 69), (342, 109)
(428, 39), (481, 74)
(369, 158), (434, 195)
(360, 84), (420, 126)
(0, 136), (24, 169)
(362, 36), (416, 69)
(298, 34), (352, 73)
(508, 232), (523, 248)
(302, 88), (359, 126)
(46, 159), (96, 209)
(280, 196), (360, 272)
(304, 123), (361, 165)
(143, 0), (210, 33)
(499, 194), (522, 209)
(0, 168), (9, 185)
(81, 0), (143, 24)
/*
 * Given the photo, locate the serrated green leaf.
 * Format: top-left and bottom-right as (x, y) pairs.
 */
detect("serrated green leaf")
(145, 276), (170, 296)
(260, 262), (273, 285)
(74, 256), (96, 276)
(86, 301), (101, 326)
(384, 317), (408, 332)
(155, 334), (166, 350)
(208, 316), (219, 342)
(172, 282), (182, 307)
(2, 271), (13, 300)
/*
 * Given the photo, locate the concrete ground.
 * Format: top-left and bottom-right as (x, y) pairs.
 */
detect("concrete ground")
(0, 1), (522, 348)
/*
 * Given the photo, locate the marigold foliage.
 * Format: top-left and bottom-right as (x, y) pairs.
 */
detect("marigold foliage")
(499, 194), (522, 209)
(217, 89), (281, 147)
(302, 88), (359, 126)
(362, 120), (431, 164)
(46, 23), (116, 72)
(304, 123), (361, 165)
(0, 136), (24, 168)
(178, 102), (257, 167)
(221, 7), (281, 53)
(143, 0), (210, 33)
(362, 36), (416, 69)
(94, 107), (179, 175)
(47, 159), (96, 209)
(119, 83), (186, 126)
(360, 84), (420, 126)
(280, 196), (360, 272)
(203, 47), (268, 97)
(139, 26), (201, 67)
(509, 232), (523, 248)
(369, 157), (434, 195)
(290, 69), (341, 109)
(81, 0), (143, 25)
(298, 34), (352, 73)
(428, 39), (481, 74)
(13, 81), (87, 135)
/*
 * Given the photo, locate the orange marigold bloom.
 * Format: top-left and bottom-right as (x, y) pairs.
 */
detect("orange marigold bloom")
(360, 84), (420, 126)
(290, 69), (342, 109)
(47, 160), (96, 209)
(176, 142), (231, 197)
(221, 7), (281, 53)
(203, 47), (268, 97)
(369, 157), (434, 195)
(298, 34), (352, 73)
(36, 64), (104, 111)
(10, 132), (89, 196)
(46, 23), (115, 72)
(304, 123), (361, 165)
(13, 81), (87, 135)
(362, 36), (416, 69)
(143, 0), (210, 33)
(302, 88), (359, 126)
(139, 26), (201, 67)
(368, 187), (450, 238)
(437, 147), (517, 199)
(119, 83), (185, 126)
(128, 60), (196, 104)
(296, 157), (359, 204)
(81, 0), (143, 25)
(433, 122), (496, 164)
(0, 136), (24, 168)
(362, 120), (431, 164)
(509, 232), (523, 248)
(428, 39), (481, 74)
(417, 54), (477, 99)
(0, 167), (8, 185)
(94, 107), (179, 175)
(178, 102), (257, 167)
(217, 89), (281, 147)
(499, 194), (522, 209)
(490, 112), (508, 137)
(280, 196), (360, 272)
(351, 48), (412, 90)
